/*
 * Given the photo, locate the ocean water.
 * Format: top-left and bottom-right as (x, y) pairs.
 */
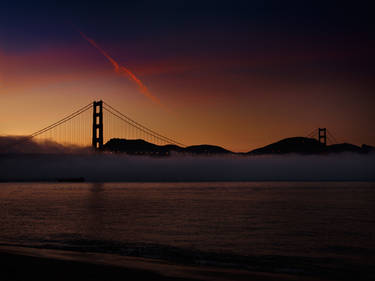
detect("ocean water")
(0, 181), (374, 279)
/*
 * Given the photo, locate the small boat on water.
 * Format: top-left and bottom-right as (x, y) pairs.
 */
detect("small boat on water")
(57, 177), (85, 182)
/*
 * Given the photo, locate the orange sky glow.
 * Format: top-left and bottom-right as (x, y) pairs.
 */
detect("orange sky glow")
(1, 2), (374, 152)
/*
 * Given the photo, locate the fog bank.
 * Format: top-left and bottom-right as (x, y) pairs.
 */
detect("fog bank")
(0, 136), (91, 154)
(1, 153), (374, 182)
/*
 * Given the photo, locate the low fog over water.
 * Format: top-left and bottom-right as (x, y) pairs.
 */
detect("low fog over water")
(0, 136), (374, 182)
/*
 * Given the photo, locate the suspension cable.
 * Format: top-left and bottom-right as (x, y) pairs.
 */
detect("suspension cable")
(30, 103), (92, 138)
(103, 102), (185, 146)
(327, 129), (338, 144)
(103, 106), (184, 146)
(306, 128), (317, 138)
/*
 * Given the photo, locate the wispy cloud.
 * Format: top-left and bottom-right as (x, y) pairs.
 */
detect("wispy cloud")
(79, 31), (160, 104)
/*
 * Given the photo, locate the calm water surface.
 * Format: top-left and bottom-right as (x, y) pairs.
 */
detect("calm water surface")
(0, 182), (374, 279)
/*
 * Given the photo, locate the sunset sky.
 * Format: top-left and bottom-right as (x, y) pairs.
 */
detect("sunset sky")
(1, 1), (374, 151)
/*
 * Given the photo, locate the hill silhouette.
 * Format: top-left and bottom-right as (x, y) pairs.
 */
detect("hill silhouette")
(247, 137), (373, 155)
(103, 137), (373, 155)
(103, 139), (232, 155)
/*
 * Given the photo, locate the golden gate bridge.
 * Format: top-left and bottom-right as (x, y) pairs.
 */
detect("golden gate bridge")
(12, 100), (337, 151)
(29, 100), (184, 150)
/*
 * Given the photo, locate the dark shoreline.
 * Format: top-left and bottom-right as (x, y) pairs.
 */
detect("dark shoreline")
(1, 180), (375, 183)
(0, 245), (323, 281)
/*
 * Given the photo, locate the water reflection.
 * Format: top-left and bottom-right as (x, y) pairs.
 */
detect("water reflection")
(90, 182), (104, 193)
(86, 183), (105, 237)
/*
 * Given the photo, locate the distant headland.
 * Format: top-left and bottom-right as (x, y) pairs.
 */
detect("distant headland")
(104, 137), (374, 156)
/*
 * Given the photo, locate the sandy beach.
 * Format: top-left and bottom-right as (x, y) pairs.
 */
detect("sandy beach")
(0, 245), (324, 281)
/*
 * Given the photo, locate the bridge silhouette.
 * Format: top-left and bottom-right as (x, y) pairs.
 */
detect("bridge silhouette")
(29, 100), (184, 150)
(306, 127), (338, 146)
(19, 100), (338, 152)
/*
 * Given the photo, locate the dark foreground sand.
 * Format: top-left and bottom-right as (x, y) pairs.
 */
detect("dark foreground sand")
(0, 246), (324, 281)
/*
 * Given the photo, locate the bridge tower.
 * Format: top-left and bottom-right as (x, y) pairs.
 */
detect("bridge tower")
(318, 128), (327, 146)
(92, 100), (103, 150)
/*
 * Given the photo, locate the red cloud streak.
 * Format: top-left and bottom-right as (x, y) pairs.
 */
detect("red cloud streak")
(79, 31), (160, 104)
